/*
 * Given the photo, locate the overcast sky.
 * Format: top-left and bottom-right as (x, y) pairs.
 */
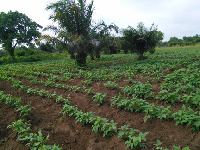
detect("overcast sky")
(0, 0), (200, 41)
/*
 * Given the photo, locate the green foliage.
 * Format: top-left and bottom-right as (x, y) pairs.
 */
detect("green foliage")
(111, 94), (172, 122)
(0, 11), (42, 58)
(81, 79), (92, 86)
(0, 91), (22, 107)
(92, 117), (117, 137)
(47, 0), (94, 37)
(172, 105), (200, 130)
(39, 42), (55, 53)
(104, 81), (118, 89)
(0, 46), (199, 149)
(61, 104), (78, 117)
(122, 22), (163, 60)
(46, 0), (94, 66)
(92, 93), (107, 106)
(8, 120), (62, 150)
(166, 34), (200, 47)
(0, 51), (68, 64)
(85, 87), (95, 95)
(75, 111), (95, 126)
(118, 125), (149, 149)
(155, 139), (190, 150)
(8, 119), (31, 134)
(37, 89), (50, 98)
(17, 105), (32, 117)
(120, 81), (152, 98)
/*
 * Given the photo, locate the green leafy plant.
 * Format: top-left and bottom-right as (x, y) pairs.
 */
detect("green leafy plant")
(85, 87), (95, 95)
(0, 92), (22, 107)
(143, 103), (161, 122)
(8, 120), (62, 150)
(81, 79), (92, 86)
(37, 89), (50, 98)
(120, 81), (152, 98)
(55, 83), (69, 90)
(45, 80), (55, 87)
(92, 93), (107, 106)
(48, 91), (57, 99)
(7, 119), (31, 134)
(27, 88), (38, 95)
(118, 125), (149, 149)
(92, 117), (117, 137)
(172, 105), (200, 130)
(75, 111), (95, 126)
(17, 105), (32, 118)
(72, 86), (84, 93)
(61, 104), (78, 117)
(104, 81), (118, 89)
(157, 106), (172, 120)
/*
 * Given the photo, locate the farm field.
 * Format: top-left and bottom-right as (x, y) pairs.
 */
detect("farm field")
(0, 47), (200, 150)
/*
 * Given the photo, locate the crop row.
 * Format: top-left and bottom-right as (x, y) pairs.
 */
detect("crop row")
(0, 90), (62, 150)
(0, 73), (192, 149)
(1, 71), (200, 131)
(111, 93), (200, 131)
(1, 64), (199, 110)
(0, 76), (151, 150)
(0, 68), (196, 111)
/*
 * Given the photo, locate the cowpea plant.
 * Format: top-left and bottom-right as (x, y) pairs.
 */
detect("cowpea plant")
(172, 105), (200, 131)
(8, 119), (62, 150)
(92, 93), (107, 106)
(104, 81), (118, 89)
(92, 117), (117, 137)
(17, 105), (32, 118)
(118, 125), (149, 149)
(120, 81), (152, 98)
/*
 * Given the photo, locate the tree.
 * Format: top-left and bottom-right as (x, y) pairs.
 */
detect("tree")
(122, 22), (161, 60)
(168, 37), (179, 46)
(0, 11), (42, 59)
(46, 0), (94, 66)
(89, 21), (118, 58)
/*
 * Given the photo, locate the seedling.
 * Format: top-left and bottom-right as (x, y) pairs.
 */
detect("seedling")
(92, 93), (107, 106)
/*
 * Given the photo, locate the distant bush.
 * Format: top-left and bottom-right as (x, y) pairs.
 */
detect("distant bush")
(0, 50), (8, 57)
(39, 43), (55, 53)
(15, 49), (36, 56)
(0, 51), (68, 65)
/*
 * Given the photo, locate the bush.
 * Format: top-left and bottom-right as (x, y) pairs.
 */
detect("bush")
(15, 49), (36, 57)
(0, 50), (8, 57)
(39, 43), (55, 53)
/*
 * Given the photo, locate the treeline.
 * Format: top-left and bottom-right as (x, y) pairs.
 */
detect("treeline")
(161, 34), (200, 47)
(0, 0), (165, 66)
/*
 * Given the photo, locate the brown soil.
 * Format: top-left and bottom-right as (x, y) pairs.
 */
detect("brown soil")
(0, 78), (200, 150)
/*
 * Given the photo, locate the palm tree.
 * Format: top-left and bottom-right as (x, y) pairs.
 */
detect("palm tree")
(122, 22), (162, 60)
(46, 0), (94, 66)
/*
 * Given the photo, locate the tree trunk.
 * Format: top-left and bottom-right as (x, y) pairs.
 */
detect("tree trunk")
(138, 52), (147, 60)
(76, 52), (87, 66)
(70, 52), (76, 59)
(95, 50), (100, 59)
(90, 53), (94, 60)
(8, 47), (16, 61)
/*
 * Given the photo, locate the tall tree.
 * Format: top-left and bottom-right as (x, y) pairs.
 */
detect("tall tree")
(46, 0), (94, 66)
(0, 11), (42, 59)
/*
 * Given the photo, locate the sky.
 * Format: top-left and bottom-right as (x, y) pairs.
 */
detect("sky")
(0, 0), (200, 41)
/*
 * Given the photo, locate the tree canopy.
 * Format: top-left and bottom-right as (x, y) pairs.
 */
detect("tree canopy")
(46, 0), (94, 66)
(0, 11), (42, 59)
(122, 22), (163, 60)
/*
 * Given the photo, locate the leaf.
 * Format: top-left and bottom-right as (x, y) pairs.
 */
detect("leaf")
(154, 139), (162, 147)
